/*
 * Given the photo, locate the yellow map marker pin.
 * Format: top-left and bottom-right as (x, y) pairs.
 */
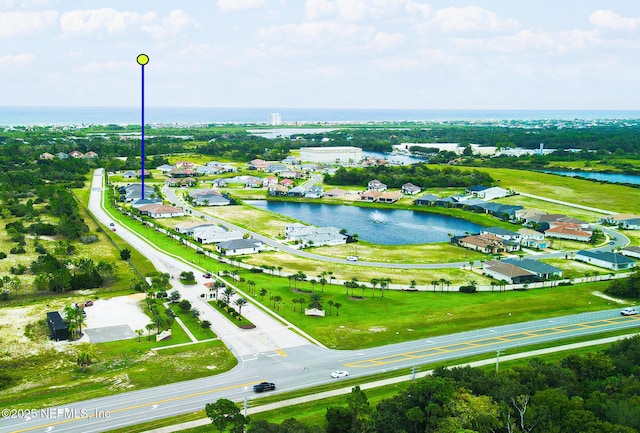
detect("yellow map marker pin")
(137, 54), (149, 66)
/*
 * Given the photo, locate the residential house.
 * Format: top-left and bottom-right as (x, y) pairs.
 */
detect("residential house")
(517, 228), (548, 249)
(481, 227), (522, 242)
(69, 150), (83, 158)
(192, 225), (244, 244)
(305, 186), (324, 198)
(367, 179), (387, 192)
(360, 190), (383, 202)
(130, 198), (163, 208)
(574, 250), (636, 270)
(502, 258), (563, 280)
(56, 152), (69, 159)
(285, 225), (348, 247)
(279, 178), (294, 188)
(156, 164), (174, 173)
(601, 214), (640, 230)
(119, 184), (157, 202)
(216, 239), (263, 256)
(267, 163), (287, 173)
(476, 186), (510, 200)
(282, 156), (300, 165)
(262, 176), (278, 188)
(180, 177), (196, 187)
(137, 169), (151, 178)
(515, 208), (545, 222)
(401, 183), (421, 195)
(287, 186), (307, 197)
(189, 189), (231, 206)
(174, 220), (214, 235)
(84, 151), (99, 159)
(122, 170), (137, 179)
(212, 178), (228, 188)
(324, 188), (346, 198)
(268, 185), (289, 196)
(249, 159), (268, 171)
(138, 204), (185, 218)
(414, 193), (440, 206)
(482, 260), (537, 284)
(458, 234), (504, 254)
(170, 168), (196, 178)
(545, 223), (592, 242)
(466, 185), (489, 195)
(377, 191), (403, 203)
(280, 170), (303, 179)
(174, 161), (196, 170)
(39, 152), (54, 160)
(244, 176), (262, 188)
(621, 246), (640, 259)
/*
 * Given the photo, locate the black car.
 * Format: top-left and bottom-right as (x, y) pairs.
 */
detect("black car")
(253, 382), (276, 393)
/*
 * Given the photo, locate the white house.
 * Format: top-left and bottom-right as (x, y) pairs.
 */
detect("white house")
(285, 225), (347, 247)
(477, 186), (510, 200)
(574, 250), (636, 271)
(192, 225), (244, 244)
(138, 204), (185, 219)
(216, 239), (263, 256)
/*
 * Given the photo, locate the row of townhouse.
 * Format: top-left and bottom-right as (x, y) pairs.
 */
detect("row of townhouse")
(39, 150), (99, 160)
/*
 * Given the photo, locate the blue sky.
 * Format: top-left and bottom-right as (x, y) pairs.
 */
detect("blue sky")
(2, 0), (640, 109)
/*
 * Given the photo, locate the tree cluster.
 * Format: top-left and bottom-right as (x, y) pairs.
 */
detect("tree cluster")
(324, 163), (494, 189)
(247, 335), (640, 432)
(605, 270), (640, 299)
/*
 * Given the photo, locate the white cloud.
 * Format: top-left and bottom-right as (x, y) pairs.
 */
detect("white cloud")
(74, 60), (136, 74)
(143, 9), (200, 40)
(260, 20), (370, 47)
(370, 31), (404, 51)
(589, 9), (640, 32)
(59, 8), (155, 35)
(217, 0), (266, 13)
(305, 0), (409, 22)
(453, 29), (600, 54)
(0, 10), (57, 38)
(430, 6), (518, 33)
(0, 52), (36, 66)
(405, 0), (431, 19)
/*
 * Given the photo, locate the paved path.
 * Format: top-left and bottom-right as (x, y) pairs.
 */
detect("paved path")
(517, 192), (616, 215)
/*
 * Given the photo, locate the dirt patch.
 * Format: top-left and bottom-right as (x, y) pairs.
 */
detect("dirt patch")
(592, 291), (627, 304)
(368, 326), (387, 333)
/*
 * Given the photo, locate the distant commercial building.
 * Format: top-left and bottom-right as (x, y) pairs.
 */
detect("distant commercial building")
(269, 113), (281, 126)
(299, 146), (362, 164)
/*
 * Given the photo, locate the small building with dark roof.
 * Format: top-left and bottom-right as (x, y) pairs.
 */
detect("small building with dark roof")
(575, 250), (637, 271)
(46, 311), (69, 341)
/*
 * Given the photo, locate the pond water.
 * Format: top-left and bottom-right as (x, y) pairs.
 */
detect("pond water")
(246, 201), (483, 245)
(542, 170), (640, 185)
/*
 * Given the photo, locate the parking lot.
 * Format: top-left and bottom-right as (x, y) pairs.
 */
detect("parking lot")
(80, 293), (151, 343)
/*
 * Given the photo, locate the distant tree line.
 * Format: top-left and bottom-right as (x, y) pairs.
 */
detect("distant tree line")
(245, 335), (640, 432)
(324, 163), (495, 188)
(606, 270), (640, 299)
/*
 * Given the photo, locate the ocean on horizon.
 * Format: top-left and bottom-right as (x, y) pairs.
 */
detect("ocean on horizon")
(1, 106), (640, 127)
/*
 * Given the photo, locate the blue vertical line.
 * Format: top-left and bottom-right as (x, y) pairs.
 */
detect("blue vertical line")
(141, 64), (145, 199)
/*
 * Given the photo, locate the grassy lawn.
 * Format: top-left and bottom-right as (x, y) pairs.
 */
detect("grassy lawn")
(208, 300), (255, 328)
(242, 271), (617, 349)
(171, 306), (218, 340)
(0, 331), (236, 411)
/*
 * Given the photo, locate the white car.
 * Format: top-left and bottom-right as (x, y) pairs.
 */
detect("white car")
(331, 370), (349, 378)
(621, 307), (638, 316)
(346, 256), (358, 262)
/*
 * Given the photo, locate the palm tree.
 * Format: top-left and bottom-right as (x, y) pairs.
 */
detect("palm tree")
(292, 298), (298, 312)
(334, 302), (342, 317)
(410, 280), (416, 290)
(145, 322), (155, 341)
(77, 351), (92, 372)
(277, 266), (283, 277)
(234, 297), (248, 321)
(135, 329), (144, 342)
(370, 278), (379, 298)
(273, 295), (282, 310)
(308, 293), (323, 310)
(248, 280), (256, 296)
(328, 300), (334, 316)
(223, 286), (235, 308)
(327, 271), (334, 285)
(380, 278), (390, 298)
(259, 288), (267, 299)
(299, 298), (306, 313)
(431, 280), (439, 292)
(439, 278), (447, 293)
(490, 281), (496, 292)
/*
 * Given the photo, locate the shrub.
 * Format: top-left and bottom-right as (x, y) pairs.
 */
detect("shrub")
(249, 268), (263, 273)
(178, 299), (192, 312)
(0, 252), (6, 259)
(459, 284), (477, 293)
(201, 320), (211, 329)
(80, 235), (99, 244)
(10, 246), (26, 254)
(35, 245), (47, 254)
